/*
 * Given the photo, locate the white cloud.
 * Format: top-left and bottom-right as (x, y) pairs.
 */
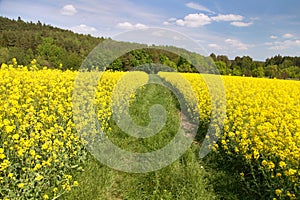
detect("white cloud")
(211, 14), (244, 22)
(168, 17), (177, 22)
(185, 2), (214, 13)
(71, 24), (97, 34)
(163, 18), (177, 25)
(225, 38), (250, 50)
(170, 12), (251, 28)
(269, 40), (291, 50)
(230, 21), (253, 27)
(117, 22), (148, 30)
(60, 4), (77, 16)
(117, 22), (133, 29)
(270, 35), (278, 39)
(282, 33), (294, 39)
(176, 19), (185, 26)
(268, 39), (300, 50)
(175, 13), (211, 27)
(208, 43), (223, 50)
(135, 23), (148, 29)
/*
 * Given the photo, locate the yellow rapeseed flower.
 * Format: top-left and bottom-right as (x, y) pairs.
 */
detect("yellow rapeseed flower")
(275, 189), (282, 196)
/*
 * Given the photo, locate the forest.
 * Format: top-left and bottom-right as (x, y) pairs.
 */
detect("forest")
(0, 16), (299, 79)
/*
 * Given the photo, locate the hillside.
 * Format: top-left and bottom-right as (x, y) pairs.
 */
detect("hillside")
(0, 16), (105, 70)
(0, 16), (299, 78)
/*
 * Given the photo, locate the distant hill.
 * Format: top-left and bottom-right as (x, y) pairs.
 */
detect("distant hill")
(0, 16), (299, 79)
(0, 16), (105, 70)
(0, 16), (209, 72)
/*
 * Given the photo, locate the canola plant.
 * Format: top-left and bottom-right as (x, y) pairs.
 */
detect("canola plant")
(0, 60), (299, 199)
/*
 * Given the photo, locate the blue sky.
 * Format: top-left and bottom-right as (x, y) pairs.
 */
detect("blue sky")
(0, 0), (300, 60)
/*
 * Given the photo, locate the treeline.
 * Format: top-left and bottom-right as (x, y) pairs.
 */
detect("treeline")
(0, 16), (213, 73)
(0, 16), (104, 70)
(0, 16), (299, 79)
(105, 46), (213, 73)
(210, 53), (300, 79)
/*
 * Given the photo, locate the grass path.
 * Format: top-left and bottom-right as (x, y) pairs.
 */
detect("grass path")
(60, 75), (229, 199)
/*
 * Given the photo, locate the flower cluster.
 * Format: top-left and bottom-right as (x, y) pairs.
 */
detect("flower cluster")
(167, 74), (299, 199)
(0, 61), (83, 199)
(0, 60), (138, 199)
(219, 76), (300, 199)
(1, 59), (299, 199)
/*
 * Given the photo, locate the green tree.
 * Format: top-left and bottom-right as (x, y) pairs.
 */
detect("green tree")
(215, 61), (227, 75)
(216, 55), (230, 67)
(265, 65), (278, 78)
(252, 66), (264, 78)
(240, 56), (253, 76)
(108, 58), (123, 71)
(159, 54), (177, 70)
(8, 47), (27, 64)
(210, 53), (217, 61)
(177, 56), (192, 72)
(37, 37), (65, 67)
(62, 52), (83, 70)
(0, 47), (9, 64)
(232, 65), (242, 76)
